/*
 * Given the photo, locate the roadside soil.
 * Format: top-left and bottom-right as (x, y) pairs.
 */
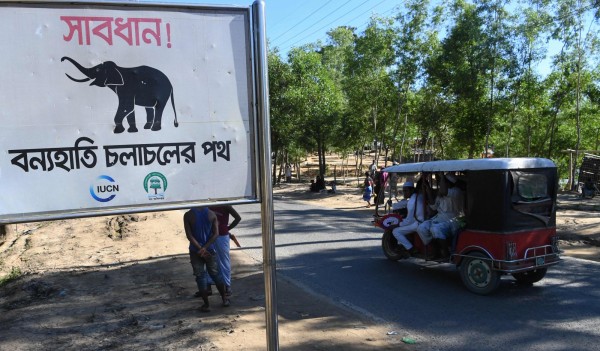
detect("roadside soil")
(1, 169), (598, 350)
(0, 207), (404, 351)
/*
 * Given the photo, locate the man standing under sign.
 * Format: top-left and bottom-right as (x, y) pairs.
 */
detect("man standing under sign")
(206, 205), (242, 297)
(184, 207), (231, 312)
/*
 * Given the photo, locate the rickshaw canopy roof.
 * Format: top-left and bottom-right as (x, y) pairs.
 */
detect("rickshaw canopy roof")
(383, 158), (556, 174)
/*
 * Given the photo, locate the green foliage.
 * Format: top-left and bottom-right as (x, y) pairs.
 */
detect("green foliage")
(0, 267), (22, 287)
(267, 0), (600, 182)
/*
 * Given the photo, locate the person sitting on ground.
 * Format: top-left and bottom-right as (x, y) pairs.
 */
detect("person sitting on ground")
(391, 180), (425, 257)
(416, 173), (465, 258)
(327, 181), (337, 194)
(582, 178), (598, 198)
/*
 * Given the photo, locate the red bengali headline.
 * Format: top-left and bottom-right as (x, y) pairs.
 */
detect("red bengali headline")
(60, 16), (172, 48)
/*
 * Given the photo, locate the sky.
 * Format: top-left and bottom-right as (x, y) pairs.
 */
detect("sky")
(167, 0), (571, 76)
(186, 0), (401, 57)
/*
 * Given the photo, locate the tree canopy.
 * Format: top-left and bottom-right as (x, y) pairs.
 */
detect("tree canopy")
(267, 0), (600, 185)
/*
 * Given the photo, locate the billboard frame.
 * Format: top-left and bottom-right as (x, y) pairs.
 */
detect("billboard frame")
(0, 0), (262, 224)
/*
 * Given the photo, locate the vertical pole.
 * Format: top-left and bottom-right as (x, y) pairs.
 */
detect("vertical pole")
(568, 150), (573, 191)
(252, 1), (279, 350)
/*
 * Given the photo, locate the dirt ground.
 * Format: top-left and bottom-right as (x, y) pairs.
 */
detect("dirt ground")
(0, 199), (406, 351)
(1, 181), (599, 350)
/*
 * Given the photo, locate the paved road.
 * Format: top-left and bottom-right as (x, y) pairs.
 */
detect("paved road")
(233, 200), (600, 351)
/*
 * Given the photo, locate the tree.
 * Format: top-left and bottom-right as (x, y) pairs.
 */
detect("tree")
(150, 177), (161, 194)
(345, 17), (397, 165)
(287, 46), (345, 177)
(268, 49), (297, 183)
(427, 1), (490, 158)
(391, 0), (442, 162)
(551, 0), (600, 188)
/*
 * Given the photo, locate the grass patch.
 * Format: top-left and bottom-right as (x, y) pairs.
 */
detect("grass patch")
(0, 267), (22, 287)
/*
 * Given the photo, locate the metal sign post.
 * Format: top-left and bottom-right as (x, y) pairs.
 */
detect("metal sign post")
(252, 1), (279, 350)
(0, 0), (278, 348)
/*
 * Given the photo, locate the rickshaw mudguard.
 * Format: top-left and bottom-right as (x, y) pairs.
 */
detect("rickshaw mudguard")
(453, 227), (560, 272)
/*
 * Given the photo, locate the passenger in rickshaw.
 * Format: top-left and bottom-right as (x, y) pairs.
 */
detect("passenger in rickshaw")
(417, 172), (465, 258)
(391, 179), (426, 257)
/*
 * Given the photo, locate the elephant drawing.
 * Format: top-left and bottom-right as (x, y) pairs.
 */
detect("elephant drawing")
(61, 56), (179, 133)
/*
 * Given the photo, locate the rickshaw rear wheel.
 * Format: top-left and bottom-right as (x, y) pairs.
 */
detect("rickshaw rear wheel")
(459, 252), (501, 295)
(512, 268), (547, 285)
(382, 230), (405, 261)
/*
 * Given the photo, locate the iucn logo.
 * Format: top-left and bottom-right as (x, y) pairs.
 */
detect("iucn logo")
(90, 175), (119, 202)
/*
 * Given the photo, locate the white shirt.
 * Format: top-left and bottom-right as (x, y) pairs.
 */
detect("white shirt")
(430, 187), (464, 222)
(400, 192), (425, 227)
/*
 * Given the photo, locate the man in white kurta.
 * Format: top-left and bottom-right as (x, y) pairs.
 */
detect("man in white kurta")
(417, 174), (465, 248)
(392, 181), (425, 251)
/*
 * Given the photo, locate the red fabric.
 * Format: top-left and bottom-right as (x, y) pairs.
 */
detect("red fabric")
(209, 206), (230, 236)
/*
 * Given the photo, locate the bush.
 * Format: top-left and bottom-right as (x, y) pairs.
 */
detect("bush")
(0, 267), (22, 287)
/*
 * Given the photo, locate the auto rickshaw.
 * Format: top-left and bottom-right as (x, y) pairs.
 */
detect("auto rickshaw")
(374, 158), (560, 295)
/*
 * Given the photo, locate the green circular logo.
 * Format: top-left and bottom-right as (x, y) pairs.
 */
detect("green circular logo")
(143, 172), (168, 194)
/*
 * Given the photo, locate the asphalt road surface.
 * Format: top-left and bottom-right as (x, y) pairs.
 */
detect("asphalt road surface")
(233, 200), (600, 351)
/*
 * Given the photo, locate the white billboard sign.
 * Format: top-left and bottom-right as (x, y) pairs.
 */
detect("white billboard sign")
(0, 2), (258, 223)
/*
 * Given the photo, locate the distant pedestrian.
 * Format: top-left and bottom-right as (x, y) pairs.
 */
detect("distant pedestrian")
(369, 160), (377, 178)
(285, 164), (292, 183)
(363, 171), (374, 208)
(184, 207), (230, 312)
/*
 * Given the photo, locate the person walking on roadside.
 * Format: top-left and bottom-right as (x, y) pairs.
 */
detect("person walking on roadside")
(285, 163), (292, 183)
(369, 160), (377, 178)
(363, 171), (374, 207)
(183, 207), (230, 312)
(206, 205), (241, 297)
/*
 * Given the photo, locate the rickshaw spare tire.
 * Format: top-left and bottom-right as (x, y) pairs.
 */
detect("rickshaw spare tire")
(512, 268), (547, 285)
(382, 230), (405, 261)
(459, 252), (501, 295)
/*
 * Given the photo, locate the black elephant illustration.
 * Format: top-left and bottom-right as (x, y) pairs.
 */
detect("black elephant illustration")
(61, 56), (179, 133)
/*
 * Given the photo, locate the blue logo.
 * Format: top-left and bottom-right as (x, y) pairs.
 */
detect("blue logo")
(90, 175), (119, 202)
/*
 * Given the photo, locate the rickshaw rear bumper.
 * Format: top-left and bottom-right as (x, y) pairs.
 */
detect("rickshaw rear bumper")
(453, 244), (561, 273)
(494, 253), (561, 273)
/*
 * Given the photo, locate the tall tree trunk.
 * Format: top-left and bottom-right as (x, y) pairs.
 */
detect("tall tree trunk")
(271, 149), (278, 184)
(317, 136), (326, 177)
(357, 149), (363, 186)
(546, 111), (559, 158)
(400, 111), (408, 163)
(321, 143), (326, 177)
(573, 32), (583, 190)
(277, 161), (284, 184)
